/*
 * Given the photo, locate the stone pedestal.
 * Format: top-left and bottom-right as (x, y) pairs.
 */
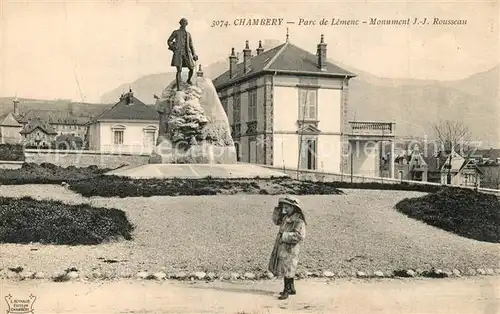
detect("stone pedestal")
(149, 75), (237, 164)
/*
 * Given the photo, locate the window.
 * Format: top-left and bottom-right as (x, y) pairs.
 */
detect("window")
(234, 142), (240, 162)
(248, 90), (257, 121)
(298, 88), (318, 120)
(299, 137), (317, 170)
(143, 125), (157, 147)
(114, 130), (124, 145)
(233, 94), (241, 123)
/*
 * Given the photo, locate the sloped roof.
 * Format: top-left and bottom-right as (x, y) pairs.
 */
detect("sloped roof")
(474, 148), (500, 161)
(18, 109), (90, 125)
(0, 112), (22, 127)
(20, 118), (58, 135)
(93, 92), (158, 122)
(425, 151), (464, 172)
(213, 41), (355, 89)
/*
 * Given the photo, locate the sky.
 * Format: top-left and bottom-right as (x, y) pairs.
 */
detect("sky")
(1, 0), (498, 103)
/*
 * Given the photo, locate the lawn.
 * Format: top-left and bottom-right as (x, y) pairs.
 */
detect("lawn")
(0, 185), (498, 278)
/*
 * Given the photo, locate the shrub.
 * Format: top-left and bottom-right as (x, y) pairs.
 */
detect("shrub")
(0, 196), (134, 245)
(395, 187), (500, 243)
(0, 143), (25, 161)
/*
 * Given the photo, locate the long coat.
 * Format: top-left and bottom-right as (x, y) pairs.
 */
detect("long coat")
(268, 207), (306, 278)
(167, 29), (196, 69)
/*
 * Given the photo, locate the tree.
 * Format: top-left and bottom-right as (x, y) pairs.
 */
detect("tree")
(432, 120), (476, 155)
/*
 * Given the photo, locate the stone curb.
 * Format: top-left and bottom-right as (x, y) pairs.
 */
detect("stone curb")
(2, 267), (500, 282)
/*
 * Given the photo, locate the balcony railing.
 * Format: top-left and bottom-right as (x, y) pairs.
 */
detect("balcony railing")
(348, 121), (395, 137)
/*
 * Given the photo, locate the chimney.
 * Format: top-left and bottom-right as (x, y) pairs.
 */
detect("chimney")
(256, 40), (264, 55)
(126, 89), (133, 105)
(229, 48), (238, 79)
(68, 103), (75, 115)
(317, 34), (327, 71)
(243, 40), (252, 73)
(197, 64), (204, 77)
(13, 97), (19, 116)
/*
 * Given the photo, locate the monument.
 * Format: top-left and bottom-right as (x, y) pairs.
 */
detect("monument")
(167, 18), (197, 91)
(149, 18), (237, 164)
(106, 18), (288, 179)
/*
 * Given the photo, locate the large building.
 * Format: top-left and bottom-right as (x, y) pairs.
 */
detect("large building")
(213, 35), (395, 176)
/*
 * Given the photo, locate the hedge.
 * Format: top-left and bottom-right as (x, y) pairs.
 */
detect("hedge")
(395, 187), (500, 243)
(0, 196), (134, 245)
(0, 144), (25, 161)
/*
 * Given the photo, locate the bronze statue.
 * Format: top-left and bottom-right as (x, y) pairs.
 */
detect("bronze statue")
(167, 18), (198, 90)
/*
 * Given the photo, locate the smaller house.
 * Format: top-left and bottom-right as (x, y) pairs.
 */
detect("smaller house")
(0, 112), (23, 144)
(425, 150), (482, 187)
(20, 117), (58, 148)
(471, 148), (500, 189)
(86, 89), (159, 155)
(393, 144), (428, 181)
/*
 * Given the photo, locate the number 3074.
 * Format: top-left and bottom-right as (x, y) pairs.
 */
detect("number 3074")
(211, 20), (230, 27)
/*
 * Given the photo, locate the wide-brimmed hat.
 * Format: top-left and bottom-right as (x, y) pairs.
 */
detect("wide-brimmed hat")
(278, 195), (302, 210)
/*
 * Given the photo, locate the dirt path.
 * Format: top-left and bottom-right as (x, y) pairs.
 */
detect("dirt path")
(1, 277), (499, 314)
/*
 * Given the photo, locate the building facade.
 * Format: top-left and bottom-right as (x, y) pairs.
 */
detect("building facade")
(19, 117), (58, 148)
(425, 150), (482, 187)
(213, 36), (395, 176)
(0, 112), (23, 144)
(86, 90), (159, 155)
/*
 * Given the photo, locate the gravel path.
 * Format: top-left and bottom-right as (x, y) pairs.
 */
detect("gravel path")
(0, 185), (499, 278)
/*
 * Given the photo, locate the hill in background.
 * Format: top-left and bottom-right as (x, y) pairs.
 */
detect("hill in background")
(2, 38), (497, 148)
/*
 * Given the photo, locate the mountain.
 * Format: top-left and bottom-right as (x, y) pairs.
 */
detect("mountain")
(100, 39), (283, 104)
(346, 65), (499, 148)
(101, 49), (499, 148)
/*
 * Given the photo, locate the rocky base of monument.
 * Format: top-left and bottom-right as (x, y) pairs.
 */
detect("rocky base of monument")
(149, 76), (237, 164)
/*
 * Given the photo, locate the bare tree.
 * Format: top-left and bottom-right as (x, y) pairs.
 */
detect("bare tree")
(432, 120), (477, 155)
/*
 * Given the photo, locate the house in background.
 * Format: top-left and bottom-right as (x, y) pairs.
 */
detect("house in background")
(19, 117), (58, 148)
(86, 89), (159, 155)
(393, 144), (428, 181)
(213, 35), (395, 177)
(470, 148), (500, 189)
(425, 150), (482, 187)
(0, 111), (23, 144)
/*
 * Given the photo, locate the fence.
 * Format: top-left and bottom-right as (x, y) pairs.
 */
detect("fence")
(260, 165), (500, 195)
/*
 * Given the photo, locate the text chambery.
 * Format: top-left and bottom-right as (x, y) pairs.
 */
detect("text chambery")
(211, 17), (468, 27)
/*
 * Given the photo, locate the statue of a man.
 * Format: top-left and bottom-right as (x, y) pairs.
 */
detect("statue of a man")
(167, 18), (198, 90)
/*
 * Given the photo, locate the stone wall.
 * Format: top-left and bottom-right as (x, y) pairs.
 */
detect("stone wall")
(24, 149), (150, 169)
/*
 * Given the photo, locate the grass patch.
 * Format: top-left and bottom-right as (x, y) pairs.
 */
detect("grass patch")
(0, 163), (112, 185)
(395, 187), (500, 243)
(67, 176), (347, 197)
(67, 175), (444, 198)
(0, 196), (135, 245)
